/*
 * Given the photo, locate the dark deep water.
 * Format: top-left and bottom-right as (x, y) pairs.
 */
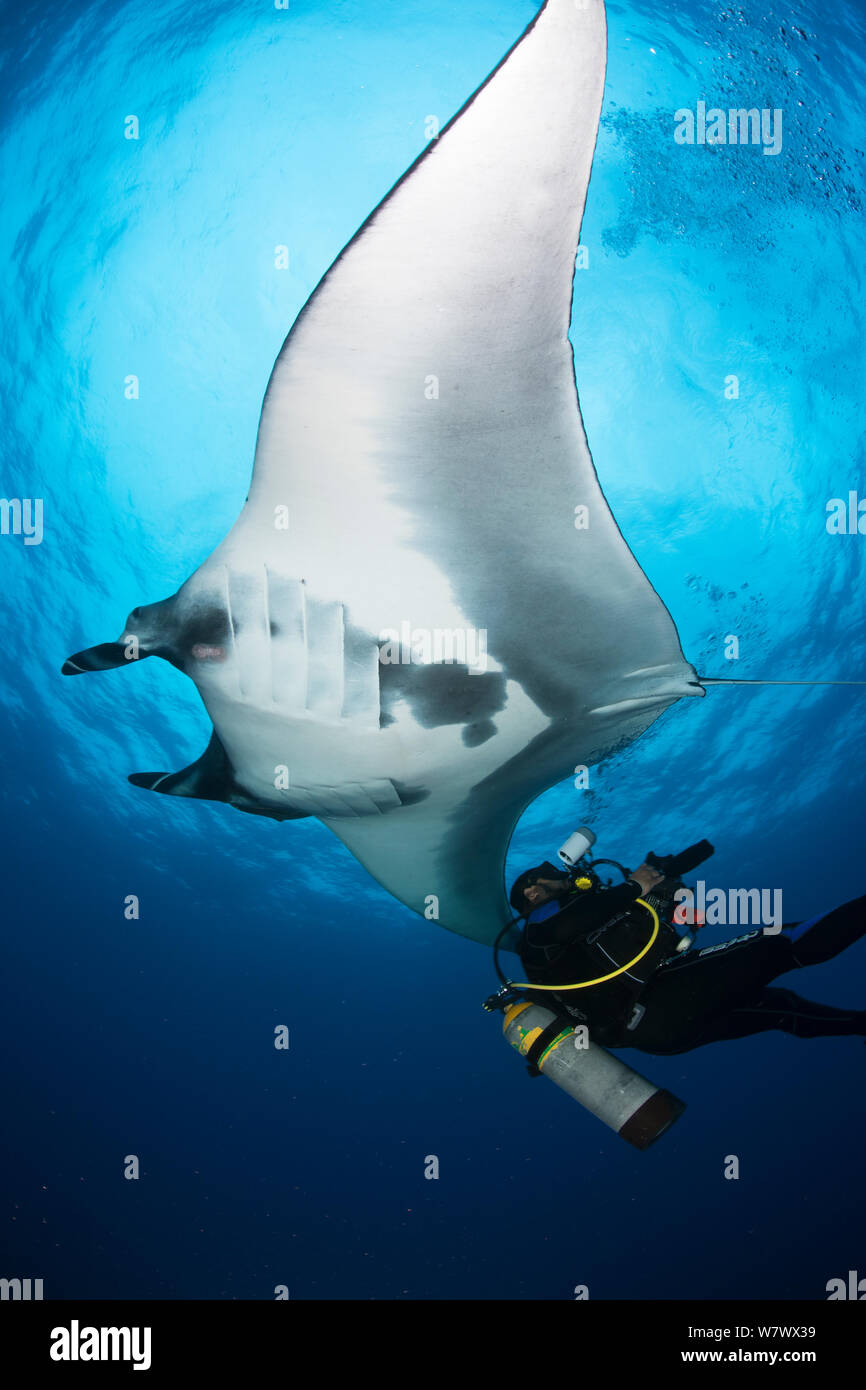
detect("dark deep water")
(2, 0), (865, 1299)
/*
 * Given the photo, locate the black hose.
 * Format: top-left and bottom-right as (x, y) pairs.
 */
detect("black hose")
(493, 917), (523, 986)
(587, 857), (630, 883)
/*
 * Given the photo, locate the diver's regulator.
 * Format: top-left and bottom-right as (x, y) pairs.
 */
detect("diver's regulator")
(483, 827), (714, 1149)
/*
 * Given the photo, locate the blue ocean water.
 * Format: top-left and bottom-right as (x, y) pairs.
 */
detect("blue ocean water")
(1, 0), (864, 1300)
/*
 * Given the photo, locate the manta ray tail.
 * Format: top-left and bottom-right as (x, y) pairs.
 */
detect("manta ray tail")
(129, 731), (309, 822)
(699, 678), (866, 686)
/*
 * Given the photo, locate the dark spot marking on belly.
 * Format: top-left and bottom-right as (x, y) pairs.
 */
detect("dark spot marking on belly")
(379, 658), (506, 737)
(462, 718), (498, 748)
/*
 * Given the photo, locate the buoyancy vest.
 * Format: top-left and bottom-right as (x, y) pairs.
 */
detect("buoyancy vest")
(518, 881), (681, 1032)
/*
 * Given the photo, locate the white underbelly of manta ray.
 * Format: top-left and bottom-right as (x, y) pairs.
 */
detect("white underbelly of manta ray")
(63, 0), (704, 946)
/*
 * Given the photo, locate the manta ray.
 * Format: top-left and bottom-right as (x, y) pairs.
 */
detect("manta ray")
(63, 0), (704, 946)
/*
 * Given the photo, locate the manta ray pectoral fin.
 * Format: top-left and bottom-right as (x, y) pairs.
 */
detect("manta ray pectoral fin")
(323, 791), (521, 947)
(62, 642), (147, 675)
(129, 730), (310, 822)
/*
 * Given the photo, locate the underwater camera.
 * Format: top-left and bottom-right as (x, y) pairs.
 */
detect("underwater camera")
(555, 828), (715, 942)
(486, 827), (715, 1149)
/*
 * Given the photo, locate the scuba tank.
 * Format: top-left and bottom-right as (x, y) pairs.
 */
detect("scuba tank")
(501, 999), (685, 1149)
(485, 829), (715, 1147)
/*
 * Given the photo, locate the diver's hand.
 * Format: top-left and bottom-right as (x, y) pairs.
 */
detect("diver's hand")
(628, 862), (665, 895)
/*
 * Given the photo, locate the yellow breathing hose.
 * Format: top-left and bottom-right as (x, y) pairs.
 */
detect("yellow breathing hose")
(507, 898), (660, 991)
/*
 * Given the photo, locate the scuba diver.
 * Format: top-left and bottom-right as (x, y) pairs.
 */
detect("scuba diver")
(508, 839), (866, 1056)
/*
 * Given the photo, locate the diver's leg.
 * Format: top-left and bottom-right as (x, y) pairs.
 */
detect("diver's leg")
(612, 932), (798, 1055)
(602, 914), (866, 1056)
(665, 987), (866, 1047)
(732, 988), (866, 1039)
(783, 896), (866, 968)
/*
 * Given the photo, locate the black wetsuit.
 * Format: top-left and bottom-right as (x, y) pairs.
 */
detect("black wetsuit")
(520, 880), (681, 1029)
(520, 890), (866, 1056)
